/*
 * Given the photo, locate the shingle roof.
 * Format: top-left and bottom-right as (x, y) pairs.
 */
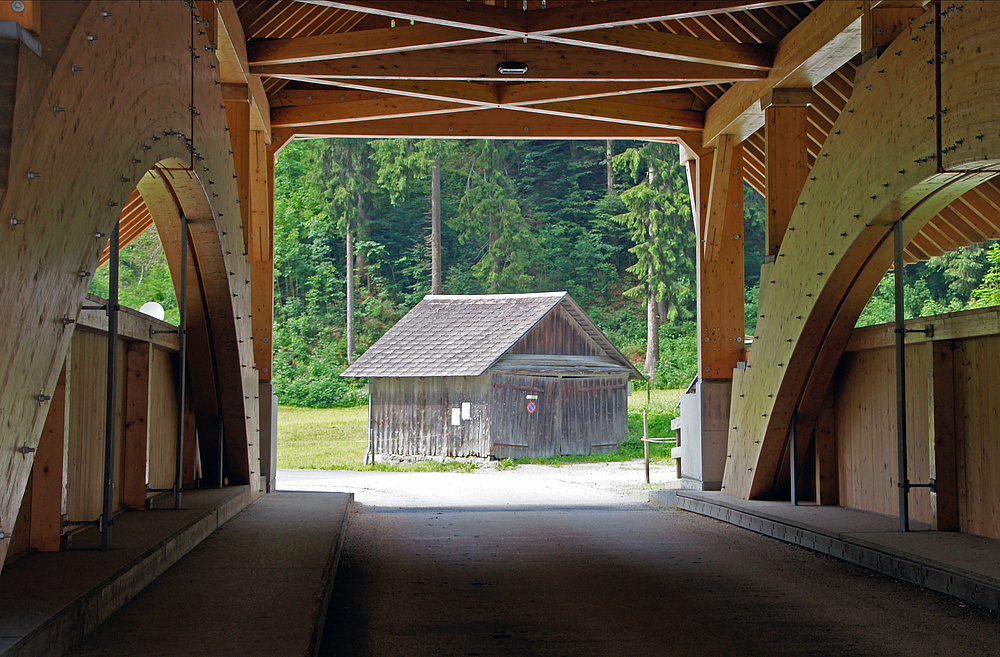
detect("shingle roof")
(342, 292), (638, 379)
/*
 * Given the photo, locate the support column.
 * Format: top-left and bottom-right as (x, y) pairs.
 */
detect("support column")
(29, 366), (67, 552)
(123, 342), (151, 510)
(763, 89), (812, 259)
(927, 341), (959, 531)
(678, 138), (745, 491)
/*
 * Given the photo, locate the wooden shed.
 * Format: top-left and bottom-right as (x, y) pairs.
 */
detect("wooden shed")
(343, 292), (642, 460)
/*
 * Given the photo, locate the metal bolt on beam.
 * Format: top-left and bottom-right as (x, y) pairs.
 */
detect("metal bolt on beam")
(37, 393), (50, 403)
(87, 34), (97, 42)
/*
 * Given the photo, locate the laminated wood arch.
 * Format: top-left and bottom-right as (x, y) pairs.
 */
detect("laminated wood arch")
(725, 3), (1000, 499)
(0, 1), (259, 565)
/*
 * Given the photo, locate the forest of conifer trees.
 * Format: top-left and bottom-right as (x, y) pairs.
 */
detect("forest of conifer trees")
(90, 138), (1000, 407)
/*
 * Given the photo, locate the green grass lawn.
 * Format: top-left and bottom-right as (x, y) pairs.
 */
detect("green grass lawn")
(277, 387), (683, 470)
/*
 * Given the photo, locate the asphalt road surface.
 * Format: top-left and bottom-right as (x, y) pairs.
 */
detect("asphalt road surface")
(278, 466), (1000, 657)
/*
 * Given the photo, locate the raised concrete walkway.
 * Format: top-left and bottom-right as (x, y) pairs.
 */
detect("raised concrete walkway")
(0, 488), (352, 657)
(651, 489), (1000, 612)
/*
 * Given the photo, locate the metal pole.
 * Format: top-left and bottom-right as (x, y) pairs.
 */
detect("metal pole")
(101, 221), (120, 550)
(174, 215), (189, 509)
(894, 219), (910, 532)
(643, 409), (650, 484)
(789, 413), (797, 506)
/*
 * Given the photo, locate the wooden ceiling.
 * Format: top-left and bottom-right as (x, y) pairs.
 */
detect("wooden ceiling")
(100, 1), (995, 266)
(238, 0), (822, 142)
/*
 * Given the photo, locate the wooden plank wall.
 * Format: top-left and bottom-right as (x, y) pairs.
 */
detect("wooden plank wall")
(370, 376), (491, 458)
(509, 306), (602, 357)
(65, 330), (123, 523)
(953, 336), (1000, 538)
(6, 317), (182, 561)
(833, 346), (933, 525)
(491, 374), (560, 459)
(561, 376), (628, 455)
(147, 347), (179, 491)
(836, 306), (1000, 539)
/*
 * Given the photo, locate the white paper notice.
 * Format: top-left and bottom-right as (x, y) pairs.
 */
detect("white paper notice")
(451, 407), (461, 426)
(461, 402), (471, 420)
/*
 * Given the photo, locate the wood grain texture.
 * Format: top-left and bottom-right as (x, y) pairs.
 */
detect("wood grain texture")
(724, 4), (1000, 499)
(832, 345), (932, 525)
(122, 342), (151, 510)
(0, 1), (261, 571)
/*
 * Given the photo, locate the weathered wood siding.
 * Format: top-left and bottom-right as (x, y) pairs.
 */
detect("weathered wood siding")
(491, 374), (628, 458)
(370, 376), (491, 458)
(835, 306), (1000, 539)
(561, 376), (629, 454)
(491, 375), (560, 459)
(510, 305), (602, 357)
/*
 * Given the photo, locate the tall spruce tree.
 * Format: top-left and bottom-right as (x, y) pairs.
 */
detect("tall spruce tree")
(612, 142), (694, 379)
(450, 140), (536, 293)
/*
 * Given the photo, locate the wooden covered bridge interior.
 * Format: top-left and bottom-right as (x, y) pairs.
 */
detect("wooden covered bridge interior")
(2, 0), (1000, 623)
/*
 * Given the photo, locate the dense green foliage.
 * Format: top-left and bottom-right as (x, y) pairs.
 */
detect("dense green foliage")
(92, 138), (999, 409)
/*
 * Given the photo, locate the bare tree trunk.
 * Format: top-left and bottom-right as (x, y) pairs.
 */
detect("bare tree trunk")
(430, 156), (442, 295)
(346, 224), (355, 365)
(645, 270), (659, 380)
(606, 139), (615, 197)
(644, 167), (658, 380)
(658, 298), (668, 325)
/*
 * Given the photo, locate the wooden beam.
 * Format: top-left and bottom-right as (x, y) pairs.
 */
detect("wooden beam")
(704, 0), (864, 146)
(927, 340), (959, 531)
(0, 0), (40, 34)
(29, 366), (66, 553)
(516, 98), (703, 131)
(704, 133), (736, 261)
(546, 27), (772, 70)
(306, 0), (527, 36)
(280, 108), (693, 139)
(248, 24), (501, 66)
(123, 342), (151, 511)
(252, 146), (275, 381)
(271, 96), (469, 127)
(526, 0), (803, 35)
(697, 142), (745, 379)
(225, 96), (252, 252)
(254, 44), (770, 83)
(217, 1), (270, 141)
(765, 94), (810, 257)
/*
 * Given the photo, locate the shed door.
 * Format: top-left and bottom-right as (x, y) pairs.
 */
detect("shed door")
(491, 375), (558, 459)
(561, 376), (628, 455)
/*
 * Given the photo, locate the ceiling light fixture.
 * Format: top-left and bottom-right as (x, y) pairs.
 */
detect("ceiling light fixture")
(497, 60), (528, 75)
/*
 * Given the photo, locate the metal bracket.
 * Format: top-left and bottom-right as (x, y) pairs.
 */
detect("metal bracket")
(149, 326), (181, 339)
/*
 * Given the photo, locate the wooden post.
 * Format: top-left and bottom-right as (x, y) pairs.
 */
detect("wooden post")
(643, 409), (650, 484)
(251, 136), (274, 380)
(30, 366), (67, 552)
(182, 396), (200, 487)
(697, 143), (745, 380)
(123, 342), (151, 510)
(813, 388), (839, 505)
(763, 89), (811, 259)
(223, 85), (252, 251)
(928, 341), (959, 531)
